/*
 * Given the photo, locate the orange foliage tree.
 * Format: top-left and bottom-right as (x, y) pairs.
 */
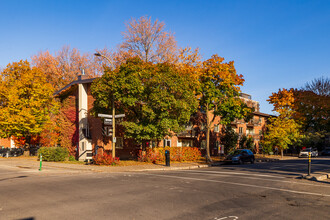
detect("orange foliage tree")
(120, 16), (178, 63)
(32, 46), (103, 90)
(198, 55), (251, 161)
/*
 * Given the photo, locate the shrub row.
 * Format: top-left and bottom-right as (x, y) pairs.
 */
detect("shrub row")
(138, 147), (201, 163)
(38, 147), (69, 162)
(93, 153), (120, 166)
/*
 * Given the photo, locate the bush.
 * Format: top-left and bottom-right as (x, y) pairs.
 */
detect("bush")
(68, 155), (76, 161)
(93, 153), (120, 166)
(138, 147), (201, 163)
(38, 147), (69, 162)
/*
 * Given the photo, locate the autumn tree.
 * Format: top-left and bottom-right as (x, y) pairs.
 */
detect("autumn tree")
(262, 88), (302, 158)
(32, 46), (103, 90)
(120, 16), (178, 63)
(91, 57), (198, 145)
(0, 61), (56, 147)
(302, 76), (330, 96)
(293, 77), (330, 149)
(198, 55), (251, 162)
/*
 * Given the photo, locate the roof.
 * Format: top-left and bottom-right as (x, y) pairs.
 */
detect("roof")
(253, 111), (275, 117)
(54, 77), (99, 96)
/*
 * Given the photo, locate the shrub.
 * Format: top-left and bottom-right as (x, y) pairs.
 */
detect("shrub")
(93, 153), (120, 166)
(68, 155), (76, 161)
(138, 147), (201, 163)
(38, 147), (69, 162)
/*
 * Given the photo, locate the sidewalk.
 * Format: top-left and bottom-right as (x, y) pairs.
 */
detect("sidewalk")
(0, 157), (210, 174)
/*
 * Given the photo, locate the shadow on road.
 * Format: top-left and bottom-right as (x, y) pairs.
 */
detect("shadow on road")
(0, 175), (28, 182)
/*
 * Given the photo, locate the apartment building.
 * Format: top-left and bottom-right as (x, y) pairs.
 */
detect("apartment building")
(54, 75), (272, 160)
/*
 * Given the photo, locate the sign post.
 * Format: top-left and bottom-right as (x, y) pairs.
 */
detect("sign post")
(308, 151), (311, 176)
(39, 153), (42, 171)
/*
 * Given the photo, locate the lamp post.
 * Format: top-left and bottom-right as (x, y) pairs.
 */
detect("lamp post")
(94, 52), (116, 158)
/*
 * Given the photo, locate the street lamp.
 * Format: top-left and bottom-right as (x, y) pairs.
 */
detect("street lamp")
(94, 52), (116, 158)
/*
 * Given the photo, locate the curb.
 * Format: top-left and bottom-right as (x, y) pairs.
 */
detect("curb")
(300, 173), (330, 181)
(138, 164), (210, 172)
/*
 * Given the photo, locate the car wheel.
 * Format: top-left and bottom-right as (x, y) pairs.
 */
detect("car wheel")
(250, 158), (255, 164)
(239, 159), (243, 165)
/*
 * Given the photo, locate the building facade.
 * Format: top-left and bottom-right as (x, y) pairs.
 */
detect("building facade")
(55, 76), (272, 160)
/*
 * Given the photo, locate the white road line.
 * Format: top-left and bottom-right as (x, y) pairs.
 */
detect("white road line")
(180, 170), (286, 178)
(178, 171), (330, 188)
(142, 173), (330, 197)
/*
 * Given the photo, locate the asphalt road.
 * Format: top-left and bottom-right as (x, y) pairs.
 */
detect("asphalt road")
(0, 158), (329, 220)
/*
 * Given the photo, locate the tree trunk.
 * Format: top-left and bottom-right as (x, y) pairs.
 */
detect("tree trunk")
(281, 149), (283, 159)
(205, 105), (212, 163)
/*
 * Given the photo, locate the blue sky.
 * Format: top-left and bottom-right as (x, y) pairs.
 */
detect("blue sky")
(1, 0), (329, 114)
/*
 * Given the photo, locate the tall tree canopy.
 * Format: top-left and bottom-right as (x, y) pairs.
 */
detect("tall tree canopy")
(198, 55), (251, 161)
(0, 61), (56, 145)
(91, 58), (198, 144)
(120, 16), (178, 63)
(32, 46), (102, 90)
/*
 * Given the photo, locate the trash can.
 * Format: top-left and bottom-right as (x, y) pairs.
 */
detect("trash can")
(165, 150), (170, 167)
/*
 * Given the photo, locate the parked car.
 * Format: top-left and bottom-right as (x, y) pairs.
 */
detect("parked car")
(299, 148), (318, 158)
(226, 149), (255, 164)
(0, 148), (24, 157)
(321, 148), (330, 156)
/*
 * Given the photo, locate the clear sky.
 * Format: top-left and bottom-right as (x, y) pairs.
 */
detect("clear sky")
(1, 0), (329, 114)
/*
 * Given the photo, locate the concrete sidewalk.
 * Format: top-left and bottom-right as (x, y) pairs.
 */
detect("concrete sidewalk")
(0, 157), (210, 174)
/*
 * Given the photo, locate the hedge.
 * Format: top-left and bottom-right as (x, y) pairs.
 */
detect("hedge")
(138, 147), (201, 163)
(38, 147), (69, 162)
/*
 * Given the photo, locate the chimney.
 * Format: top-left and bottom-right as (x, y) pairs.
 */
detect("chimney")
(78, 69), (87, 80)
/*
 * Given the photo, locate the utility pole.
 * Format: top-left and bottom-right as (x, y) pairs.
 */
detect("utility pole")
(112, 94), (116, 158)
(94, 52), (116, 158)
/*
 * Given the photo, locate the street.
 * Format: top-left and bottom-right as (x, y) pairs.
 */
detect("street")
(0, 158), (329, 220)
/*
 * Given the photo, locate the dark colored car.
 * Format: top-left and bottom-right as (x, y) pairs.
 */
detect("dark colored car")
(226, 149), (255, 164)
(321, 148), (330, 156)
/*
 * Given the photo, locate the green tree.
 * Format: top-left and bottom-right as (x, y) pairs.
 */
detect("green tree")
(91, 58), (198, 145)
(198, 55), (251, 162)
(220, 125), (239, 154)
(262, 89), (302, 158)
(0, 60), (56, 146)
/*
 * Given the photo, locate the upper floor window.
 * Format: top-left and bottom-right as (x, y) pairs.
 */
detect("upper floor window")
(214, 124), (220, 133)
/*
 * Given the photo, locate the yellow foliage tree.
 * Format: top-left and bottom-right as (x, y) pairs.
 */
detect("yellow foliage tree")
(262, 88), (302, 158)
(0, 60), (56, 147)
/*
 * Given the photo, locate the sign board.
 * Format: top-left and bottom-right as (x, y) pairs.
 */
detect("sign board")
(113, 137), (116, 143)
(104, 118), (112, 125)
(98, 113), (125, 119)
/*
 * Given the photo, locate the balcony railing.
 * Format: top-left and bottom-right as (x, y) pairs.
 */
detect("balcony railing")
(177, 130), (196, 137)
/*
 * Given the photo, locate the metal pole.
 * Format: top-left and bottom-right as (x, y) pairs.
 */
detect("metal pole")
(112, 95), (116, 158)
(39, 153), (42, 171)
(308, 151), (311, 176)
(94, 52), (116, 158)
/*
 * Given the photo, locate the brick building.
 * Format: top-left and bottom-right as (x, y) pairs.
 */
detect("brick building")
(54, 74), (273, 160)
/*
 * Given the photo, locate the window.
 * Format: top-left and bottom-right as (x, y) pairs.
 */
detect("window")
(177, 139), (193, 147)
(239, 127), (243, 134)
(201, 140), (206, 149)
(116, 137), (124, 149)
(214, 124), (220, 133)
(246, 128), (254, 135)
(163, 139), (171, 147)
